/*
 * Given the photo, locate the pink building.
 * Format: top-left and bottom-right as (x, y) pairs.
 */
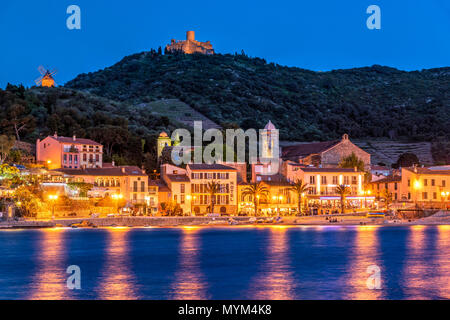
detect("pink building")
(36, 133), (103, 169)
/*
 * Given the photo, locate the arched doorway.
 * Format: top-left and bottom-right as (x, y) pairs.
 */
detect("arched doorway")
(220, 206), (227, 214)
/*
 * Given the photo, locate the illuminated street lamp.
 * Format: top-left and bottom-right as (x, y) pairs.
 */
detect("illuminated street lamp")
(278, 195), (283, 216)
(186, 195), (196, 216)
(144, 196), (150, 215)
(111, 193), (123, 214)
(186, 195), (191, 216)
(48, 194), (58, 221)
(272, 195), (283, 216)
(413, 180), (421, 207)
(441, 191), (449, 209)
(361, 189), (371, 209)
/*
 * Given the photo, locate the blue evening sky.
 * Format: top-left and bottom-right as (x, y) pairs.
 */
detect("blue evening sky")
(1, 0), (449, 88)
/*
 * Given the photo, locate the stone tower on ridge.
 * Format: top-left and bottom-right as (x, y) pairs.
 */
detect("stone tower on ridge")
(165, 31), (215, 55)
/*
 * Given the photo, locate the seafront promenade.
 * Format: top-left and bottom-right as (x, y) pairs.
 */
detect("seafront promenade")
(1, 211), (449, 229)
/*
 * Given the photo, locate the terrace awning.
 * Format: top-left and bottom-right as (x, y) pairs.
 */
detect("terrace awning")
(319, 196), (376, 201)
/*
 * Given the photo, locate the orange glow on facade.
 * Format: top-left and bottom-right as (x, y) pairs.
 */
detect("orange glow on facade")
(41, 75), (55, 87)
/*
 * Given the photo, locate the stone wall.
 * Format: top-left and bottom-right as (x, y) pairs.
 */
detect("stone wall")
(55, 216), (251, 227)
(321, 139), (371, 169)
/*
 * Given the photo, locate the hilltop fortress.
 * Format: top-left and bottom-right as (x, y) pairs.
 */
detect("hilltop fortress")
(165, 31), (215, 55)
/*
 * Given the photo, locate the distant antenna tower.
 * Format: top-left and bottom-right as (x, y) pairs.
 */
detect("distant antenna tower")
(35, 66), (57, 87)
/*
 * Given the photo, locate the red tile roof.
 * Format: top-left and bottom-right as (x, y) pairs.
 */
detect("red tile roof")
(149, 179), (170, 192)
(187, 163), (236, 171)
(55, 166), (145, 176)
(165, 174), (190, 182)
(370, 175), (401, 184)
(49, 136), (102, 146)
(371, 165), (390, 171)
(300, 167), (362, 173)
(281, 140), (340, 159)
(404, 167), (450, 175)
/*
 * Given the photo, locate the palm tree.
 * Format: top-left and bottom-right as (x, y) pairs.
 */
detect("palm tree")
(206, 180), (220, 214)
(381, 189), (393, 209)
(241, 182), (269, 216)
(336, 184), (351, 214)
(290, 179), (309, 215)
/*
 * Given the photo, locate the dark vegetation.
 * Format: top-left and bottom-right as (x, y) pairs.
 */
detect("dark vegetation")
(0, 83), (180, 172)
(66, 51), (450, 145)
(2, 49), (450, 168)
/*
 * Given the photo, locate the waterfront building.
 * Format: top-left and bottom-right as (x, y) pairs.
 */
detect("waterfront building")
(370, 164), (392, 178)
(160, 164), (191, 214)
(36, 133), (103, 170)
(159, 163), (238, 215)
(48, 165), (149, 205)
(187, 163), (238, 215)
(238, 179), (297, 215)
(368, 175), (402, 205)
(291, 167), (370, 212)
(400, 166), (450, 208)
(281, 133), (371, 170)
(149, 179), (170, 213)
(367, 166), (450, 209)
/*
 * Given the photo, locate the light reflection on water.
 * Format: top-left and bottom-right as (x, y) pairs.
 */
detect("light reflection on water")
(96, 228), (138, 300)
(250, 226), (296, 300)
(1, 225), (449, 300)
(170, 227), (209, 299)
(436, 226), (450, 299)
(345, 226), (382, 300)
(28, 229), (68, 300)
(403, 225), (428, 299)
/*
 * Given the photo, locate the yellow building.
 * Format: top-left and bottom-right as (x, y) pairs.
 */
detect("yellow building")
(49, 165), (149, 205)
(368, 175), (401, 206)
(187, 164), (238, 215)
(159, 163), (238, 215)
(400, 167), (450, 208)
(160, 164), (192, 215)
(157, 132), (172, 159)
(238, 180), (297, 215)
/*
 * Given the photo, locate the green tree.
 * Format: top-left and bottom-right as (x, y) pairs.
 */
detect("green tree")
(90, 125), (129, 157)
(205, 180), (220, 214)
(5, 104), (34, 141)
(67, 182), (93, 197)
(290, 179), (309, 215)
(8, 149), (22, 163)
(336, 184), (351, 214)
(241, 182), (269, 216)
(15, 185), (43, 217)
(0, 135), (15, 164)
(394, 152), (419, 168)
(380, 189), (393, 208)
(339, 152), (365, 172)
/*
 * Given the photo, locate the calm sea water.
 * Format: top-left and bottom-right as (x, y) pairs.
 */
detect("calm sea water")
(0, 225), (449, 300)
